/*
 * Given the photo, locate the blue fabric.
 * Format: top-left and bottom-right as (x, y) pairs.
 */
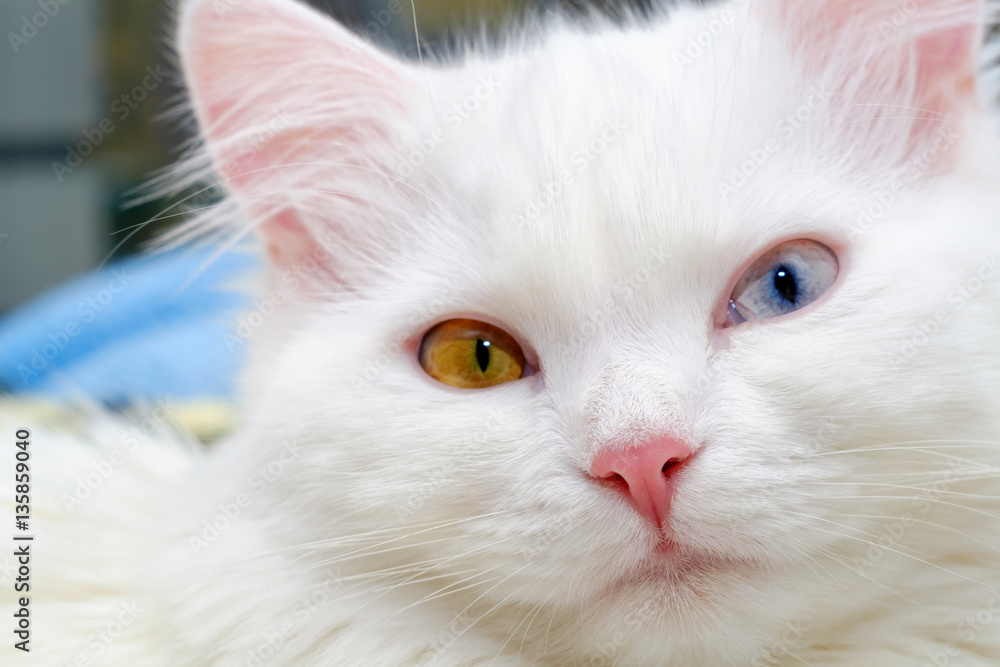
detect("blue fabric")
(0, 248), (257, 402)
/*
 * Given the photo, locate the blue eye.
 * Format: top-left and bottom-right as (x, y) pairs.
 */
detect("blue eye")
(727, 240), (838, 325)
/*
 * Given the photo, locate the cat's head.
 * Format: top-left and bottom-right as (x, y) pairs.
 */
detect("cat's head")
(178, 0), (1000, 662)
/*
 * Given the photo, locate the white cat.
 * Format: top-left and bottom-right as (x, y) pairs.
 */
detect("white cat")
(5, 0), (1000, 664)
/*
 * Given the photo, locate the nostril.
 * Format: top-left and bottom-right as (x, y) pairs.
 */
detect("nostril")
(588, 436), (694, 529)
(596, 472), (630, 493)
(662, 457), (685, 475)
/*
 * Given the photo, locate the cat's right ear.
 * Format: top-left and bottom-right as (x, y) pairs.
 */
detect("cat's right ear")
(753, 0), (984, 169)
(178, 0), (418, 278)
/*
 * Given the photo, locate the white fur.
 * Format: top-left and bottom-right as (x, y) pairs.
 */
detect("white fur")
(6, 0), (1000, 664)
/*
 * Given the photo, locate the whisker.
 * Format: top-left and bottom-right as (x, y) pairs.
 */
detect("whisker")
(823, 512), (1000, 555)
(819, 495), (1000, 521)
(811, 548), (918, 604)
(807, 481), (1000, 500)
(796, 522), (996, 591)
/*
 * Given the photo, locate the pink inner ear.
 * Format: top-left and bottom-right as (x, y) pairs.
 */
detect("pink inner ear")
(760, 0), (981, 159)
(180, 0), (412, 277)
(914, 24), (978, 118)
(262, 211), (314, 265)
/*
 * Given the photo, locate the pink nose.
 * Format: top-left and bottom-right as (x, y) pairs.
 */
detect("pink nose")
(589, 436), (693, 529)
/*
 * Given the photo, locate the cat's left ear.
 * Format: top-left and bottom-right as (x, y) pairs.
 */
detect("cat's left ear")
(757, 0), (985, 163)
(178, 0), (418, 275)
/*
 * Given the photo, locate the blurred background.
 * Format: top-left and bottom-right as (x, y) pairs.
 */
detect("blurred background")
(0, 0), (651, 315)
(0, 0), (656, 410)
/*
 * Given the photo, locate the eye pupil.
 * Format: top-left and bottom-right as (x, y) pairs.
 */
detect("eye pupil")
(726, 240), (837, 325)
(420, 319), (526, 389)
(773, 265), (797, 303)
(475, 338), (490, 372)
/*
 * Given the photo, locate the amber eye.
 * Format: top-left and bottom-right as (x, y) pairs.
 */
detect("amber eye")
(419, 319), (527, 389)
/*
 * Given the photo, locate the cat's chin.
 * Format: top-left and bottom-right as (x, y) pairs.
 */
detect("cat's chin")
(653, 539), (676, 557)
(599, 538), (760, 602)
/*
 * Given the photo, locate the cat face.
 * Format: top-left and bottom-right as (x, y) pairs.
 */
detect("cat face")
(179, 0), (1000, 661)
